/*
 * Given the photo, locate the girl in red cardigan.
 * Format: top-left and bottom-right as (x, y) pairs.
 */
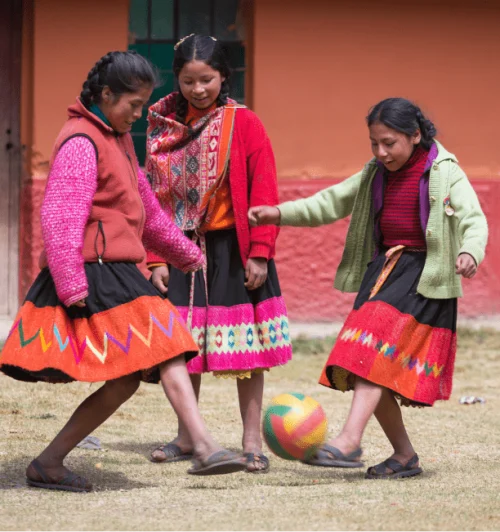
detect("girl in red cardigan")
(146, 34), (292, 473)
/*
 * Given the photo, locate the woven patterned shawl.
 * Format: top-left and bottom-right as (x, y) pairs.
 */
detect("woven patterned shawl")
(146, 93), (242, 232)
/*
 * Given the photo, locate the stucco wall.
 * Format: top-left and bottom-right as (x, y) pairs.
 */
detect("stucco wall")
(20, 0), (129, 296)
(253, 0), (500, 181)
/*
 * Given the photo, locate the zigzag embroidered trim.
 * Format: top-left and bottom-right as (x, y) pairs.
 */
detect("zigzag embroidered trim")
(190, 316), (291, 356)
(339, 327), (444, 377)
(5, 311), (189, 366)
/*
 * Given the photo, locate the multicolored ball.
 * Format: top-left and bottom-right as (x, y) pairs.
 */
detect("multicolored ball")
(262, 392), (327, 461)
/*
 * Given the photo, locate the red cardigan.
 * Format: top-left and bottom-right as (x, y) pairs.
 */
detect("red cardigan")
(147, 108), (279, 267)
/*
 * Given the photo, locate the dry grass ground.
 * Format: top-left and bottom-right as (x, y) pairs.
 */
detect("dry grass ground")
(0, 328), (499, 531)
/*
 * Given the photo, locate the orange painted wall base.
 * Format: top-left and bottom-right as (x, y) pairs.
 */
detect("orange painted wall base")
(20, 178), (499, 321)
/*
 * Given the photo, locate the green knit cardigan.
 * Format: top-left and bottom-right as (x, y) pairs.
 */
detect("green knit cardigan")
(278, 141), (488, 299)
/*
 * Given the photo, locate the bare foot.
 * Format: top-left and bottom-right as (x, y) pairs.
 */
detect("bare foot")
(326, 434), (361, 457)
(244, 452), (270, 473)
(243, 434), (268, 472)
(191, 441), (224, 463)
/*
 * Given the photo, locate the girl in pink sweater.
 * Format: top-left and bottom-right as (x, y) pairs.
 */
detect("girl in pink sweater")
(0, 51), (247, 492)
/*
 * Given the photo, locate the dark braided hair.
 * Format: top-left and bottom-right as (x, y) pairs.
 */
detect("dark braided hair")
(366, 97), (437, 150)
(172, 35), (231, 123)
(80, 51), (158, 108)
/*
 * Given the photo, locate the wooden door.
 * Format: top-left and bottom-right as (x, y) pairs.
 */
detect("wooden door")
(0, 0), (22, 338)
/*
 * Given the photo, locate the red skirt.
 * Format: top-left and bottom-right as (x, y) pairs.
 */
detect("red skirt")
(319, 251), (457, 406)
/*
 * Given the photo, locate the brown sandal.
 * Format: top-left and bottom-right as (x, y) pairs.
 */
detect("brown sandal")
(26, 459), (92, 492)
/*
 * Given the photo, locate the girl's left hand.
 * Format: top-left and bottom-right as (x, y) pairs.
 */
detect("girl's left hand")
(455, 253), (477, 279)
(245, 257), (268, 290)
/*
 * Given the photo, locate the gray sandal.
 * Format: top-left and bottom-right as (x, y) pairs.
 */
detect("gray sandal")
(365, 454), (422, 479)
(302, 444), (364, 468)
(151, 442), (193, 463)
(244, 452), (270, 474)
(188, 450), (247, 476)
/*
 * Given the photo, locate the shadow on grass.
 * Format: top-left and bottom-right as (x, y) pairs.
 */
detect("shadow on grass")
(105, 440), (166, 456)
(0, 454), (154, 492)
(105, 441), (243, 460)
(294, 463), (436, 483)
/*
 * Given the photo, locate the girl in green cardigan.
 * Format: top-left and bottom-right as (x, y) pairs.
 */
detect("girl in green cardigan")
(249, 97), (488, 479)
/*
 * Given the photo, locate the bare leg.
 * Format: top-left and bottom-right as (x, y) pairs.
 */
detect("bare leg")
(27, 373), (141, 484)
(373, 388), (418, 469)
(237, 372), (265, 471)
(327, 377), (383, 455)
(151, 373), (200, 461)
(158, 358), (219, 461)
(176, 373), (201, 447)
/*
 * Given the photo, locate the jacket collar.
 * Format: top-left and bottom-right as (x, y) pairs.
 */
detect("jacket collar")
(67, 98), (116, 135)
(433, 140), (458, 164)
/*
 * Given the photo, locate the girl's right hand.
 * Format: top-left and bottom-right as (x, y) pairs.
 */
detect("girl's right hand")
(151, 265), (170, 294)
(151, 266), (170, 294)
(248, 206), (281, 227)
(72, 299), (86, 308)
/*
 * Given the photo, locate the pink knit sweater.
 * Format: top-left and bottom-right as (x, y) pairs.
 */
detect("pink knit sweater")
(41, 136), (205, 306)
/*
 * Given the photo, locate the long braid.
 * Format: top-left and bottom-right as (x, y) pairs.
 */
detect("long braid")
(175, 91), (189, 123)
(80, 52), (116, 108)
(415, 108), (437, 150)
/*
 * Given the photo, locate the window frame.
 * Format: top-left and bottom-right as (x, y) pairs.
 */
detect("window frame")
(128, 0), (247, 165)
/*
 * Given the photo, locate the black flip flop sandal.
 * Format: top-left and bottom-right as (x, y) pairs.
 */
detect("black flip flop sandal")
(151, 442), (193, 463)
(26, 459), (92, 492)
(365, 454), (423, 480)
(188, 450), (247, 476)
(302, 444), (364, 468)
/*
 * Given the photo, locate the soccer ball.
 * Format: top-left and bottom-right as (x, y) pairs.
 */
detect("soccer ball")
(262, 392), (327, 461)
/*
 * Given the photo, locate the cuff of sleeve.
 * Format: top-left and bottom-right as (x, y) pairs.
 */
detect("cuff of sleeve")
(147, 262), (167, 270)
(180, 256), (206, 274)
(249, 243), (272, 260)
(63, 290), (89, 308)
(277, 202), (296, 226)
(459, 244), (485, 267)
